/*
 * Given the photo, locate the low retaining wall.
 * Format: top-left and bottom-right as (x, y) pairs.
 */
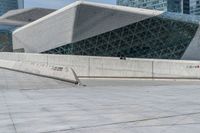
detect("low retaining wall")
(0, 52), (200, 79)
(0, 58), (78, 84)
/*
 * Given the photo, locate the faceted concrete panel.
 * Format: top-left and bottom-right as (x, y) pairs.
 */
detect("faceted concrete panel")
(72, 2), (161, 43)
(13, 3), (78, 53)
(5, 8), (55, 22)
(182, 26), (200, 60)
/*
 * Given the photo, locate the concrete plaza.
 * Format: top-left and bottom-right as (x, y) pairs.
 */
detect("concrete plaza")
(1, 68), (200, 133)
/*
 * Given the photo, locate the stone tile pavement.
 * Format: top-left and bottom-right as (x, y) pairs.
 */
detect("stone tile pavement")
(0, 69), (200, 133)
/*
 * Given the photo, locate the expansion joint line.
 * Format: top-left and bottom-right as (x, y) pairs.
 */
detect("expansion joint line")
(0, 74), (18, 133)
(40, 111), (200, 133)
(1, 91), (18, 133)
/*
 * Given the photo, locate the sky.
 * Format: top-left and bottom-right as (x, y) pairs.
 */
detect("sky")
(25, 0), (116, 9)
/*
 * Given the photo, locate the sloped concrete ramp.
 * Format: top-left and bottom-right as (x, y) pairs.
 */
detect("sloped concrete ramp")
(0, 59), (79, 84)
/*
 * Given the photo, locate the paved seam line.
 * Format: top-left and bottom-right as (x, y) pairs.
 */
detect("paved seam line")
(8, 112), (18, 133)
(1, 91), (18, 133)
(1, 71), (18, 133)
(40, 111), (200, 133)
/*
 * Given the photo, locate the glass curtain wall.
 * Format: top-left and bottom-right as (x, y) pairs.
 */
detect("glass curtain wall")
(43, 17), (198, 59)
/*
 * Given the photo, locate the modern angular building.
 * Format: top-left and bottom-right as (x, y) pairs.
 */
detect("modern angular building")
(0, 0), (24, 16)
(0, 8), (55, 51)
(117, 0), (168, 11)
(9, 1), (200, 60)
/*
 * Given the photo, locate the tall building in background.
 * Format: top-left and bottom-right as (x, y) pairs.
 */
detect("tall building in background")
(0, 0), (24, 16)
(167, 0), (200, 15)
(117, 0), (168, 11)
(167, 0), (183, 13)
(183, 0), (200, 15)
(117, 0), (200, 15)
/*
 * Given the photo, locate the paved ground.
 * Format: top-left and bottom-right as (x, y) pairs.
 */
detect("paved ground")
(1, 69), (200, 133)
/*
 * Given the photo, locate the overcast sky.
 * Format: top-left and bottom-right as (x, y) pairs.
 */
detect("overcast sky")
(25, 0), (116, 9)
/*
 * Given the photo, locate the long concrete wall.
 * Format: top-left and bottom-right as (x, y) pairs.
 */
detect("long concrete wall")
(0, 52), (200, 79)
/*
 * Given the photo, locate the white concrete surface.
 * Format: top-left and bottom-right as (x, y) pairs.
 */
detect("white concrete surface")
(1, 68), (200, 133)
(182, 26), (200, 60)
(0, 58), (78, 84)
(72, 1), (162, 43)
(88, 57), (153, 78)
(12, 1), (162, 53)
(153, 60), (200, 78)
(1, 53), (200, 79)
(13, 2), (78, 53)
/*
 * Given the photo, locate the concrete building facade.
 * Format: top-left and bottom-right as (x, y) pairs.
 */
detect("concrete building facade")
(0, 8), (55, 52)
(0, 0), (24, 16)
(11, 1), (200, 60)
